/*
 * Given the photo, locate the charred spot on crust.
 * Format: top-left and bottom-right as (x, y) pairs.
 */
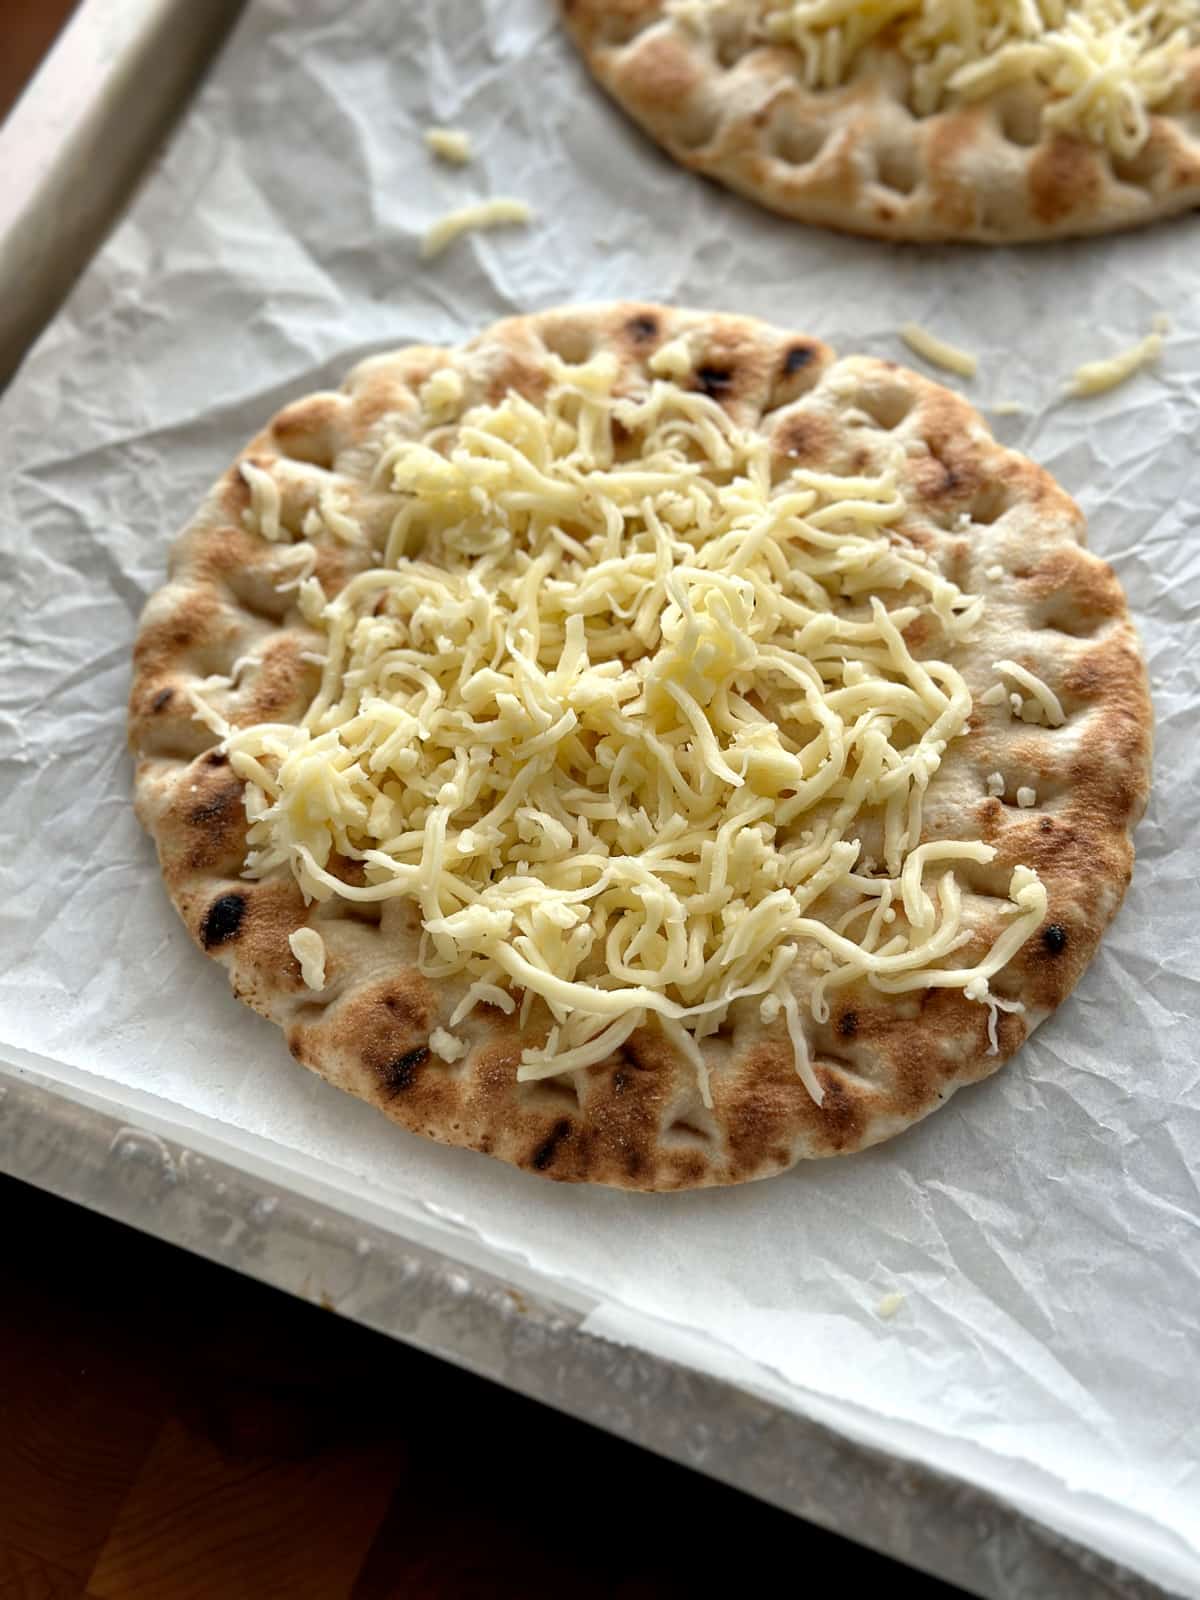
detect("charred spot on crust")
(619, 1041), (648, 1071)
(837, 1010), (859, 1038)
(1042, 923), (1068, 955)
(531, 1118), (572, 1172)
(612, 1071), (630, 1095)
(783, 343), (815, 374)
(695, 365), (733, 400)
(627, 313), (659, 342)
(202, 893), (246, 949)
(151, 687), (174, 713)
(380, 1046), (429, 1095)
(189, 787), (241, 827)
(205, 751), (229, 769)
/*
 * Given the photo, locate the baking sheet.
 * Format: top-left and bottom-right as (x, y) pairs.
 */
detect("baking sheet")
(1, 0), (1198, 1593)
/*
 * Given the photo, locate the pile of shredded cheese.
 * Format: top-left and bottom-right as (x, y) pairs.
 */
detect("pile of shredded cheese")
(203, 352), (1049, 1105)
(672, 0), (1195, 158)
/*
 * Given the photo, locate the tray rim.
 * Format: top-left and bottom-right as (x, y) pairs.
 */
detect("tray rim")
(0, 0), (245, 387)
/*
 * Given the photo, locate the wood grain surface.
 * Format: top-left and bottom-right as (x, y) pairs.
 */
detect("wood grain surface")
(0, 1175), (970, 1599)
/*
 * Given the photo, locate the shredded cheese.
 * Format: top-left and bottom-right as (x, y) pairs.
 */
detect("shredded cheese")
(964, 973), (1026, 1051)
(876, 1290), (906, 1318)
(985, 564), (1004, 581)
(900, 321), (978, 378)
(421, 198), (532, 259)
(430, 1026), (468, 1062)
(419, 367), (466, 423)
(739, 0), (1196, 157)
(201, 354), (1048, 1106)
(993, 658), (1066, 725)
(288, 927), (327, 990)
(1069, 321), (1166, 395)
(649, 336), (695, 380)
(425, 126), (473, 164)
(241, 461), (285, 543)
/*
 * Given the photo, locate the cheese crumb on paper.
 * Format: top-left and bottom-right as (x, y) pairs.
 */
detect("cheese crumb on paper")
(199, 356), (1049, 1108)
(421, 198), (532, 259)
(1069, 320), (1167, 397)
(425, 126), (472, 164)
(899, 321), (978, 378)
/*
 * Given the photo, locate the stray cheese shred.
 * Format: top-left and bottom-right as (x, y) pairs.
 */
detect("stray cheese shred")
(288, 927), (327, 990)
(425, 126), (473, 164)
(205, 353), (1049, 1106)
(672, 0), (1195, 158)
(421, 198), (533, 259)
(1069, 320), (1166, 395)
(900, 321), (978, 378)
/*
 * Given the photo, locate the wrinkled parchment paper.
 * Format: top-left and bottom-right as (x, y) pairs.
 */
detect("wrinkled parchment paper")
(1, 1), (1198, 1591)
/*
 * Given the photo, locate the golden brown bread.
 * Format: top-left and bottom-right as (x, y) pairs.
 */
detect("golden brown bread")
(129, 303), (1152, 1188)
(559, 1), (1200, 242)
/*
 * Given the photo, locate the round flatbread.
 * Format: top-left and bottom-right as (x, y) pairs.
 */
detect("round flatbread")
(559, 1), (1200, 242)
(129, 303), (1150, 1189)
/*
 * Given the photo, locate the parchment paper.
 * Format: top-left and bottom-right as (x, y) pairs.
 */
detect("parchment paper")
(1, 1), (1198, 1592)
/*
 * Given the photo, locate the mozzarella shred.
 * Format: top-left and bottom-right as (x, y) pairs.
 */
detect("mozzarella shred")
(900, 321), (978, 378)
(421, 198), (532, 259)
(425, 126), (473, 164)
(288, 927), (327, 990)
(1069, 323), (1165, 395)
(206, 353), (1048, 1105)
(672, 0), (1194, 159)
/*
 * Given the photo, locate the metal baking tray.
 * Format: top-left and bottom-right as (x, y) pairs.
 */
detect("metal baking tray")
(0, 0), (245, 386)
(0, 5), (1187, 1596)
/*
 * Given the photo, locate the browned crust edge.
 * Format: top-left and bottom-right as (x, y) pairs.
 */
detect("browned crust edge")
(559, 2), (1200, 243)
(129, 303), (1153, 1189)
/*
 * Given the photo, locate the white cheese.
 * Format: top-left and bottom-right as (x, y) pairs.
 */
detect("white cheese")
(419, 366), (466, 422)
(993, 658), (1066, 726)
(240, 460), (285, 542)
(752, 0), (1195, 158)
(421, 197), (532, 259)
(900, 321), (978, 378)
(1016, 785), (1037, 808)
(204, 355), (1048, 1104)
(424, 126), (473, 164)
(876, 1291), (906, 1319)
(430, 1026), (468, 1062)
(648, 336), (694, 380)
(986, 771), (1005, 798)
(1069, 322), (1166, 396)
(288, 927), (327, 990)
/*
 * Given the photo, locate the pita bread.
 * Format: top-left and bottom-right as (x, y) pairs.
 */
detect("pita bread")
(129, 303), (1150, 1189)
(559, 1), (1200, 242)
